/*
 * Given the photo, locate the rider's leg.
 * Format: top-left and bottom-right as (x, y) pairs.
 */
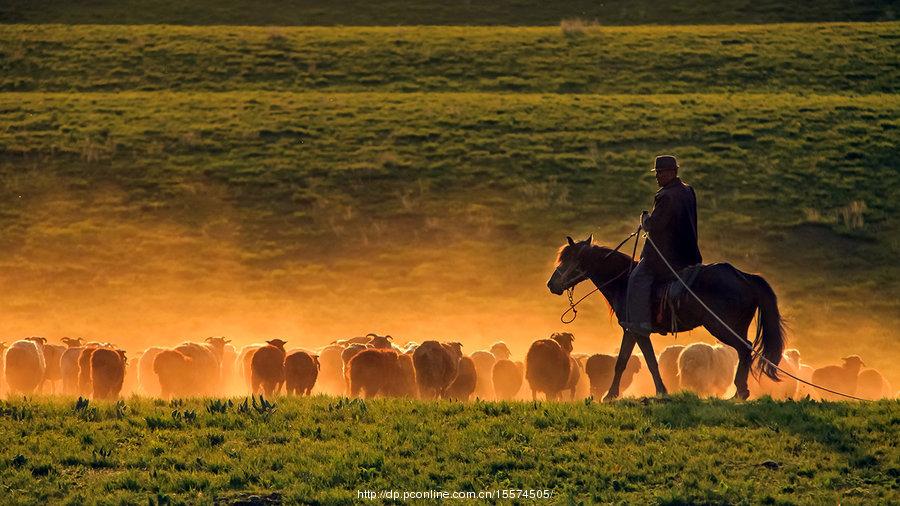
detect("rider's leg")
(623, 259), (655, 335)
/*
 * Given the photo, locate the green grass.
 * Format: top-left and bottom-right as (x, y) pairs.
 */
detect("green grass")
(0, 396), (896, 504)
(1, 0), (896, 25)
(1, 23), (898, 94)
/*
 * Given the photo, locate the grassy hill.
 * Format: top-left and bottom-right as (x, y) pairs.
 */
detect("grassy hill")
(1, 23), (897, 94)
(1, 0), (896, 25)
(0, 396), (896, 504)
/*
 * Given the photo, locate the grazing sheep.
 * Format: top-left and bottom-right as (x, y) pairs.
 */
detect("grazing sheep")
(153, 349), (194, 399)
(315, 344), (345, 395)
(395, 353), (418, 398)
(138, 347), (165, 397)
(677, 343), (738, 398)
(525, 338), (569, 401)
(347, 349), (415, 398)
(658, 345), (686, 392)
(811, 355), (865, 400)
(446, 356), (477, 400)
(4, 339), (46, 394)
(585, 354), (642, 399)
(857, 369), (890, 400)
(284, 351), (319, 396)
(492, 359), (523, 400)
(251, 339), (287, 396)
(60, 338), (87, 395)
(91, 349), (126, 400)
(412, 340), (460, 399)
(470, 350), (496, 400)
(490, 342), (512, 361)
(749, 351), (799, 400)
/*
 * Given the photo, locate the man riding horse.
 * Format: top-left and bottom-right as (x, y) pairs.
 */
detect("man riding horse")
(623, 155), (701, 343)
(547, 154), (785, 401)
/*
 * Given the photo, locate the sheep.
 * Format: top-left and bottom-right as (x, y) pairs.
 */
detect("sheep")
(524, 338), (569, 401)
(490, 342), (512, 361)
(315, 344), (345, 395)
(394, 353), (418, 397)
(492, 359), (523, 400)
(237, 344), (265, 393)
(284, 350), (319, 396)
(38, 342), (65, 394)
(469, 350), (496, 400)
(220, 343), (238, 395)
(138, 347), (165, 397)
(811, 355), (865, 400)
(366, 333), (394, 350)
(585, 354), (642, 399)
(175, 342), (220, 396)
(251, 339), (287, 396)
(77, 347), (98, 396)
(153, 349), (194, 399)
(446, 356), (477, 400)
(347, 349), (414, 398)
(91, 349), (126, 400)
(402, 341), (419, 354)
(658, 345), (685, 392)
(857, 368), (890, 400)
(412, 340), (460, 399)
(749, 351), (799, 400)
(677, 343), (738, 398)
(4, 339), (46, 394)
(60, 338), (87, 395)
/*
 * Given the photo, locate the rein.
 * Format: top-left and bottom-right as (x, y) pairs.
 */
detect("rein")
(560, 226), (642, 324)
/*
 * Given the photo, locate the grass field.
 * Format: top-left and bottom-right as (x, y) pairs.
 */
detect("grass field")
(0, 396), (896, 504)
(2, 23), (898, 94)
(1, 0), (896, 26)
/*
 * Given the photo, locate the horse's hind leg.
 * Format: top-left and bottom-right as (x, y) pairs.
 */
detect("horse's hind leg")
(712, 328), (752, 400)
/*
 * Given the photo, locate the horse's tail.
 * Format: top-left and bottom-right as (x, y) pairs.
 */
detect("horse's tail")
(747, 273), (786, 381)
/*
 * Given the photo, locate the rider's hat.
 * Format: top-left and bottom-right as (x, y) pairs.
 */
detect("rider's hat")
(652, 155), (679, 172)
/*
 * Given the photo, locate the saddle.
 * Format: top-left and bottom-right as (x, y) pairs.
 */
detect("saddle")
(651, 263), (704, 334)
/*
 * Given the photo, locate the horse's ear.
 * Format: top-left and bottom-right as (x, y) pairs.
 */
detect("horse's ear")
(566, 236), (576, 246)
(585, 234), (593, 245)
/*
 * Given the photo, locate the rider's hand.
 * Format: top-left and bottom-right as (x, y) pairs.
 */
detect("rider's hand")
(640, 210), (649, 228)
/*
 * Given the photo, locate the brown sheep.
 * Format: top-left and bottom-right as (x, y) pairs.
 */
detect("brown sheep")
(564, 356), (582, 400)
(285, 351), (319, 396)
(175, 342), (220, 396)
(490, 342), (512, 361)
(91, 349), (126, 400)
(550, 332), (575, 354)
(153, 349), (194, 399)
(856, 368), (890, 400)
(525, 339), (569, 401)
(658, 345), (685, 392)
(811, 355), (865, 400)
(77, 347), (98, 396)
(347, 349), (413, 398)
(446, 356), (477, 400)
(585, 354), (642, 399)
(366, 333), (394, 350)
(492, 359), (523, 400)
(251, 339), (287, 396)
(470, 350), (496, 400)
(39, 342), (65, 394)
(412, 340), (459, 399)
(4, 339), (46, 394)
(395, 353), (418, 398)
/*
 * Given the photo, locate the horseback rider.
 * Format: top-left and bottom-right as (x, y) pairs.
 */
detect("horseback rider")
(622, 155), (702, 338)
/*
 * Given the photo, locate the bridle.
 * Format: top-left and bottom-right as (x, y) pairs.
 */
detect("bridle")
(559, 226), (642, 324)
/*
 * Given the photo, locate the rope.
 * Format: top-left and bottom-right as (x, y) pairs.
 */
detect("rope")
(643, 233), (866, 401)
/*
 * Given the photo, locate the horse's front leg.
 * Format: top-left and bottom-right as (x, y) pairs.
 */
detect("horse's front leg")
(603, 331), (637, 402)
(634, 334), (668, 396)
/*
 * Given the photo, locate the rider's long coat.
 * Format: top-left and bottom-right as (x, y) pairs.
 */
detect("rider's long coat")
(641, 177), (702, 277)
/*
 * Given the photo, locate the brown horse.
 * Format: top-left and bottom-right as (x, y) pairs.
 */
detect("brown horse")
(547, 234), (785, 400)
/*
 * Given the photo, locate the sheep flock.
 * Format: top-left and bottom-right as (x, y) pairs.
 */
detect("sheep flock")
(0, 334), (894, 402)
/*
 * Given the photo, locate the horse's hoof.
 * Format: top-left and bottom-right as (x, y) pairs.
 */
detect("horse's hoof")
(602, 393), (619, 403)
(729, 390), (750, 401)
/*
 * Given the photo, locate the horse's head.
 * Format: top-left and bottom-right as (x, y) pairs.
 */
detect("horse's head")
(547, 234), (593, 295)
